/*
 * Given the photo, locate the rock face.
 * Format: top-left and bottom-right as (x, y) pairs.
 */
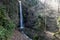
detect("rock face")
(21, 0), (60, 40)
(22, 0), (59, 32)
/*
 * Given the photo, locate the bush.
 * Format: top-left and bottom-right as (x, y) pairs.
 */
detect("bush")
(33, 34), (39, 40)
(0, 6), (15, 40)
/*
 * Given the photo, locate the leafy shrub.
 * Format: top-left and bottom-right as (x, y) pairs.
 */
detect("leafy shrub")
(0, 6), (15, 40)
(34, 15), (45, 32)
(33, 34), (45, 40)
(57, 16), (60, 30)
(33, 34), (39, 40)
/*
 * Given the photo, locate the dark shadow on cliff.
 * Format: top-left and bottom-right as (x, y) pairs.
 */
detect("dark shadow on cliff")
(18, 0), (59, 40)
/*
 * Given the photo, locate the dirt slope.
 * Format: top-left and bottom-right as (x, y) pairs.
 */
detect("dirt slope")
(11, 30), (31, 40)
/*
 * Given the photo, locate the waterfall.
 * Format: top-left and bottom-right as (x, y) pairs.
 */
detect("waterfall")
(18, 1), (32, 40)
(19, 1), (24, 29)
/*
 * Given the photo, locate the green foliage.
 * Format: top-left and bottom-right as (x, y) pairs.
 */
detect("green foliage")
(33, 34), (39, 40)
(0, 7), (15, 40)
(33, 34), (45, 40)
(57, 16), (60, 30)
(32, 15), (45, 40)
(34, 15), (45, 31)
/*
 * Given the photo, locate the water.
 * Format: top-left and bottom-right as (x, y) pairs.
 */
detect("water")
(18, 1), (32, 40)
(19, 1), (24, 29)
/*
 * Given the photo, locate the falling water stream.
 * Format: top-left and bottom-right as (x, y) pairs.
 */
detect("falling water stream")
(19, 1), (24, 29)
(18, 1), (32, 40)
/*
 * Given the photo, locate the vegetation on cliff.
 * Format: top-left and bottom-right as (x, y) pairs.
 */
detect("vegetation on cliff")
(0, 6), (15, 40)
(0, 0), (19, 39)
(0, 0), (60, 40)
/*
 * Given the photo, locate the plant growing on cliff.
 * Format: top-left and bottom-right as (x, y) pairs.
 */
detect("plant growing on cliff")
(57, 16), (60, 31)
(33, 34), (39, 40)
(0, 7), (15, 40)
(34, 15), (45, 32)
